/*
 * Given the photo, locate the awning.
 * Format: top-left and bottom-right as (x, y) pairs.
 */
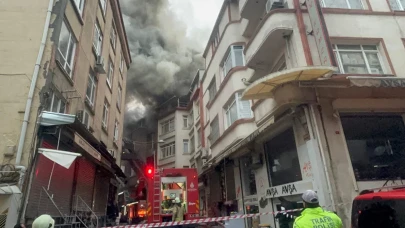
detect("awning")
(38, 148), (81, 169)
(242, 66), (337, 100)
(348, 76), (405, 88)
(38, 111), (76, 126)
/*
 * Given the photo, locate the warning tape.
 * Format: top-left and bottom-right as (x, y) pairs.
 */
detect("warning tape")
(103, 202), (352, 228)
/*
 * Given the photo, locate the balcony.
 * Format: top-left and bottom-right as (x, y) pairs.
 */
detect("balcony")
(245, 10), (295, 80)
(240, 0), (288, 36)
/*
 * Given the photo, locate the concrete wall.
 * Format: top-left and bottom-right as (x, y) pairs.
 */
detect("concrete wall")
(0, 0), (52, 166)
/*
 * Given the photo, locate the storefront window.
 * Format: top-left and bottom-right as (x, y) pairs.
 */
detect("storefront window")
(265, 128), (302, 186)
(341, 114), (405, 181)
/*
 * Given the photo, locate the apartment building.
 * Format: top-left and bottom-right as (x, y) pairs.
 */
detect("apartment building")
(0, 0), (131, 226)
(197, 0), (405, 227)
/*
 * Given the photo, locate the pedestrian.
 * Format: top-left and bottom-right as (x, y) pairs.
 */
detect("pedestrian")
(293, 190), (342, 228)
(32, 214), (55, 228)
(14, 224), (25, 228)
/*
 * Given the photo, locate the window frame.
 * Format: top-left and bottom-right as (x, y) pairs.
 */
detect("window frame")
(183, 115), (188, 128)
(161, 118), (175, 134)
(82, 109), (91, 129)
(73, 0), (86, 16)
(99, 0), (107, 16)
(117, 84), (122, 110)
(183, 139), (189, 154)
(114, 120), (119, 141)
(390, 0), (405, 10)
(85, 70), (97, 108)
(208, 76), (217, 102)
(93, 21), (103, 56)
(106, 58), (114, 89)
(161, 142), (175, 159)
(333, 44), (386, 74)
(57, 19), (77, 77)
(110, 21), (117, 50)
(320, 0), (364, 9)
(224, 92), (253, 129)
(209, 117), (220, 143)
(222, 45), (245, 79)
(102, 100), (109, 129)
(120, 52), (125, 74)
(49, 92), (66, 114)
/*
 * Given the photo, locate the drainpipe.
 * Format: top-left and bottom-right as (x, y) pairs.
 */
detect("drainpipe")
(293, 0), (313, 66)
(15, 0), (55, 165)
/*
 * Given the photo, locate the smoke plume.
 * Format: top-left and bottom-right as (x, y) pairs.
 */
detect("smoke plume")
(120, 0), (205, 132)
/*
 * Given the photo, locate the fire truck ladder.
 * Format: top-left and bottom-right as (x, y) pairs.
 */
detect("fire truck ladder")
(152, 169), (162, 222)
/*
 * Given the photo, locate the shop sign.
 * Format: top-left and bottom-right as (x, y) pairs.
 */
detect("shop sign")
(74, 133), (101, 161)
(265, 180), (313, 199)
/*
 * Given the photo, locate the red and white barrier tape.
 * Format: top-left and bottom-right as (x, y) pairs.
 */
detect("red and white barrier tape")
(102, 202), (351, 228)
(102, 208), (302, 228)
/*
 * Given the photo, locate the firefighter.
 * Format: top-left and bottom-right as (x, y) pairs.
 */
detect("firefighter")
(293, 190), (342, 228)
(172, 197), (184, 222)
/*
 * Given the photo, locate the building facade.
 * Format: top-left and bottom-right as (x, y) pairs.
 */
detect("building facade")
(196, 0), (405, 227)
(0, 0), (131, 226)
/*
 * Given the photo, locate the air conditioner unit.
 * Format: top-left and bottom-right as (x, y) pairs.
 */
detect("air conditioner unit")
(76, 110), (84, 122)
(251, 153), (263, 169)
(95, 55), (106, 74)
(202, 158), (208, 166)
(266, 0), (284, 12)
(201, 148), (208, 159)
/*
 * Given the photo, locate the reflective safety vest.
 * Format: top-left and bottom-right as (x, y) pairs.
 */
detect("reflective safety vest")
(293, 207), (343, 228)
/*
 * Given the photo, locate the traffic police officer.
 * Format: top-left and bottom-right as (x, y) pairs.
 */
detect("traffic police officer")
(293, 190), (342, 228)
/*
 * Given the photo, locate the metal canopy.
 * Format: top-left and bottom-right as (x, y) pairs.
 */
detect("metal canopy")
(241, 66), (337, 100)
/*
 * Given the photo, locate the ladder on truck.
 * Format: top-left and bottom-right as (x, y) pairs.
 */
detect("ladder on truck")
(152, 169), (162, 222)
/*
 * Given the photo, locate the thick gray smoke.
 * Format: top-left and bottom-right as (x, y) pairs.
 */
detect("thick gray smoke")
(121, 0), (204, 132)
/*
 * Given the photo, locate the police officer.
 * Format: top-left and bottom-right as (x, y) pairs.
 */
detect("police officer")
(293, 190), (342, 228)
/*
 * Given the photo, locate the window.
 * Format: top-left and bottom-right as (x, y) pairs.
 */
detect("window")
(57, 20), (76, 77)
(49, 93), (66, 113)
(189, 111), (194, 126)
(209, 117), (220, 143)
(265, 128), (302, 186)
(106, 58), (114, 88)
(389, 0), (405, 11)
(117, 85), (122, 110)
(114, 120), (119, 141)
(93, 21), (103, 55)
(161, 118), (175, 134)
(341, 114), (405, 181)
(224, 92), (252, 128)
(222, 46), (245, 78)
(120, 52), (125, 73)
(82, 109), (91, 129)
(110, 22), (117, 50)
(195, 101), (200, 117)
(85, 70), (97, 108)
(73, 0), (85, 15)
(183, 116), (188, 128)
(208, 77), (217, 102)
(102, 100), (109, 129)
(333, 45), (385, 74)
(161, 142), (175, 159)
(183, 139), (189, 154)
(190, 136), (195, 154)
(99, 0), (107, 15)
(197, 129), (201, 147)
(321, 0), (363, 9)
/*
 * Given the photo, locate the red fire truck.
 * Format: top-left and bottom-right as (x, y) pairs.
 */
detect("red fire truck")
(351, 187), (405, 228)
(146, 168), (200, 223)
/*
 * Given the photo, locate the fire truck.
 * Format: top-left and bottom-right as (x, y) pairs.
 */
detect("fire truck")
(351, 187), (405, 228)
(145, 167), (200, 223)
